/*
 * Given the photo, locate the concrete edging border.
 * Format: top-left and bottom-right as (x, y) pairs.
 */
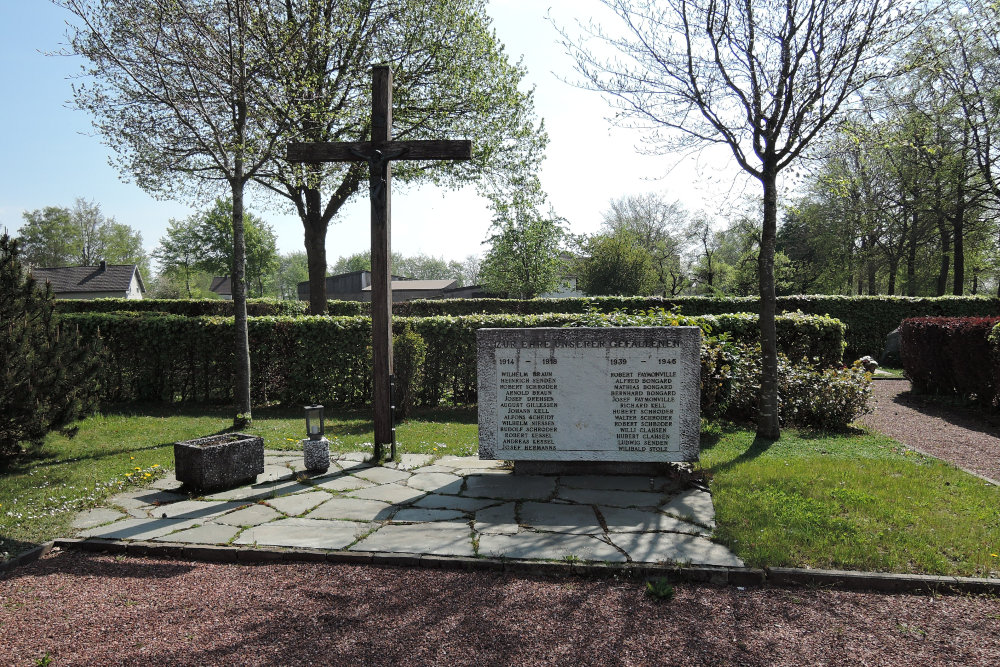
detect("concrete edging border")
(0, 538), (994, 596)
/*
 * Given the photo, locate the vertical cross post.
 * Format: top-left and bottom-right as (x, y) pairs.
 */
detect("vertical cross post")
(370, 67), (394, 460)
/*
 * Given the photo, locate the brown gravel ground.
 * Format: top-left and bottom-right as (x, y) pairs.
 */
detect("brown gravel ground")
(861, 379), (1000, 483)
(2, 550), (999, 666)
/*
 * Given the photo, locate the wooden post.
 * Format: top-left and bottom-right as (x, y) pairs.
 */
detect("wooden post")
(370, 66), (393, 461)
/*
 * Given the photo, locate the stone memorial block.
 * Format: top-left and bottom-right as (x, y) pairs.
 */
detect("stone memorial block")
(477, 327), (701, 463)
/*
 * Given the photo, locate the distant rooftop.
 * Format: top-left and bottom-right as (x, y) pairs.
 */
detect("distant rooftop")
(30, 262), (145, 295)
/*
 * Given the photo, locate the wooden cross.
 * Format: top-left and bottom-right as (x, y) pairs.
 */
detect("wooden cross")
(287, 65), (472, 461)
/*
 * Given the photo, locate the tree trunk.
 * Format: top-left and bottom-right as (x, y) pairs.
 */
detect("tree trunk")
(937, 222), (950, 297)
(231, 174), (252, 429)
(906, 210), (918, 296)
(887, 258), (897, 295)
(757, 165), (780, 440)
(302, 187), (328, 315)
(952, 196), (965, 296)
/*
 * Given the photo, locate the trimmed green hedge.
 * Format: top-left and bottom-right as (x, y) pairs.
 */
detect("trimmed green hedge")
(396, 296), (1000, 360)
(54, 297), (308, 317)
(61, 311), (844, 408)
(61, 294), (997, 361)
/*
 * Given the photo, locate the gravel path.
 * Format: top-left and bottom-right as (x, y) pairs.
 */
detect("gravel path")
(2, 550), (999, 666)
(861, 379), (1000, 483)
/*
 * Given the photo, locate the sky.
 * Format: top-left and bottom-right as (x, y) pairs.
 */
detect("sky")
(0, 0), (747, 272)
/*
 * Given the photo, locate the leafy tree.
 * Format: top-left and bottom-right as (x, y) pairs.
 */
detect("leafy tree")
(578, 229), (656, 296)
(0, 234), (100, 457)
(479, 182), (565, 299)
(192, 200), (279, 298)
(601, 193), (688, 295)
(154, 200), (279, 297)
(273, 251), (311, 301)
(564, 0), (916, 438)
(254, 0), (548, 314)
(152, 217), (204, 298)
(59, 0), (287, 428)
(146, 268), (218, 299)
(17, 206), (77, 267)
(17, 199), (149, 276)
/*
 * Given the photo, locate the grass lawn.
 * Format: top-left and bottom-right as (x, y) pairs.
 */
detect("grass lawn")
(3, 407), (1000, 579)
(699, 422), (1000, 578)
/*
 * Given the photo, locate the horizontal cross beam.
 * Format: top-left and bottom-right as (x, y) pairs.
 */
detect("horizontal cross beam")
(287, 140), (472, 163)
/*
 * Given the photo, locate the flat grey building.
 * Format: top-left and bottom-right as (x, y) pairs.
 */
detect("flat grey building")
(298, 270), (473, 303)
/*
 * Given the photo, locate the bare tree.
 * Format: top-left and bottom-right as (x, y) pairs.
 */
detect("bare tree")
(563, 0), (916, 438)
(601, 193), (688, 295)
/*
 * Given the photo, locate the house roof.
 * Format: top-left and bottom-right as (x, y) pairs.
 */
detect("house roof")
(209, 276), (232, 296)
(31, 263), (145, 294)
(361, 279), (457, 292)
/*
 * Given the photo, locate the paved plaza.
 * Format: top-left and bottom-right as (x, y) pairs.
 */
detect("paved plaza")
(71, 451), (743, 567)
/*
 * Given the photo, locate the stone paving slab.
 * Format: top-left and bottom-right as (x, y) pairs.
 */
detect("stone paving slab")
(234, 518), (370, 550)
(609, 532), (743, 567)
(474, 502), (519, 535)
(436, 456), (506, 470)
(661, 489), (716, 527)
(155, 523), (241, 544)
(348, 483), (426, 505)
(354, 466), (412, 485)
(313, 474), (375, 492)
(352, 522), (474, 557)
(214, 504), (283, 527)
(412, 494), (499, 512)
(519, 502), (603, 535)
(462, 474), (555, 500)
(478, 532), (626, 563)
(107, 489), (187, 511)
(559, 475), (660, 492)
(305, 498), (394, 522)
(265, 490), (331, 516)
(557, 488), (665, 508)
(392, 508), (465, 523)
(78, 518), (200, 541)
(151, 500), (245, 521)
(71, 507), (126, 530)
(406, 472), (464, 494)
(599, 506), (708, 536)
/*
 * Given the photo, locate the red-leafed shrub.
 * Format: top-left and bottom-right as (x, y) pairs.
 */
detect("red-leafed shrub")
(901, 317), (1000, 401)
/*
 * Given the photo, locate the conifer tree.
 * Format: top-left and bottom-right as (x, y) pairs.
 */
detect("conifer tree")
(0, 234), (101, 457)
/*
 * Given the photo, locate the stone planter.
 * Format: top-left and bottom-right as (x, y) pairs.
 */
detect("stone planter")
(173, 433), (265, 492)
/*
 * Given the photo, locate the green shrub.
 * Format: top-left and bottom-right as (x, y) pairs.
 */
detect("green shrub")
(723, 344), (873, 429)
(392, 323), (426, 419)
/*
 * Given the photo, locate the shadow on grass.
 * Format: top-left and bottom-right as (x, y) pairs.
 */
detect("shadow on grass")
(701, 434), (778, 475)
